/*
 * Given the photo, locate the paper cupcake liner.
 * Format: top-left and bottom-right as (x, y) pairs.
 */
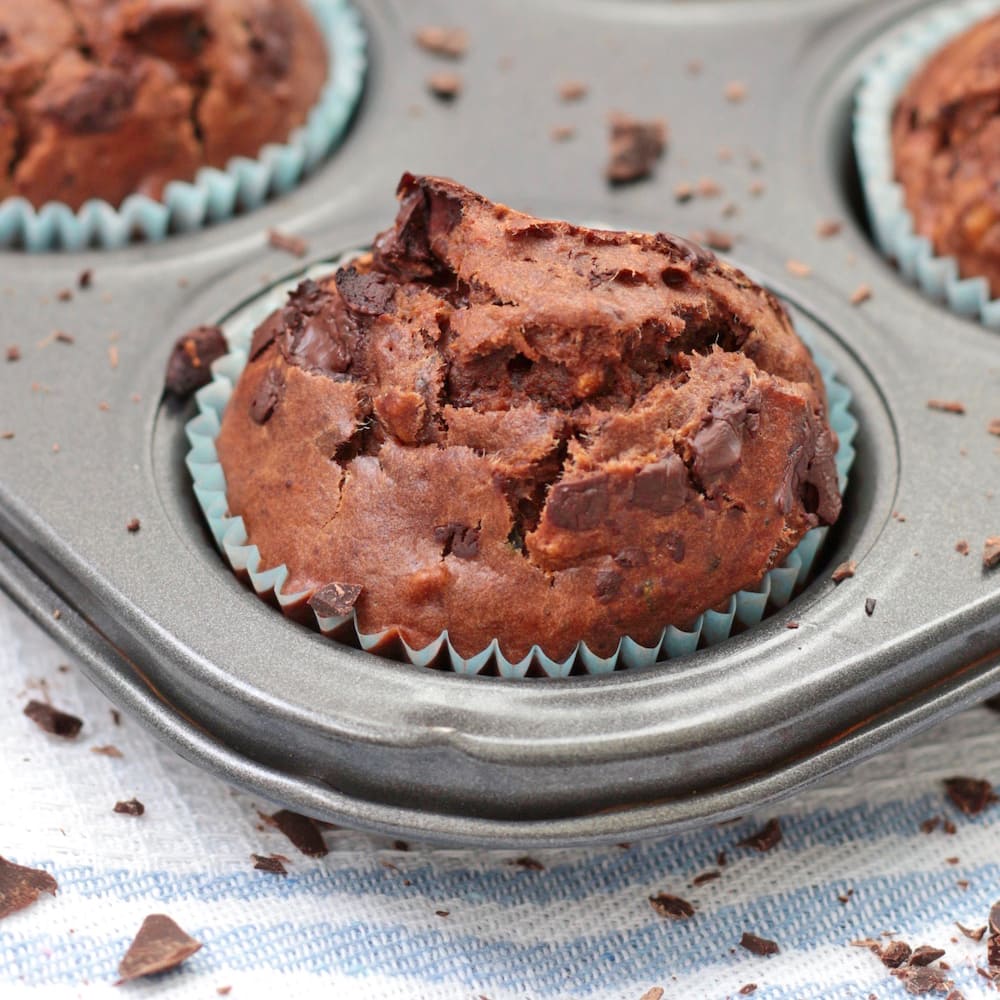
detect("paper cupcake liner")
(185, 258), (858, 678)
(0, 0), (366, 253)
(854, 0), (1000, 326)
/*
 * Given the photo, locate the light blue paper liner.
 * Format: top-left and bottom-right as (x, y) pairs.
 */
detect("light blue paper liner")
(186, 259), (858, 678)
(854, 0), (1000, 326)
(0, 0), (366, 252)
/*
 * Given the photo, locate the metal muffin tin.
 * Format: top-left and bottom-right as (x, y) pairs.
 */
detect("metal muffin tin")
(1, 0), (998, 847)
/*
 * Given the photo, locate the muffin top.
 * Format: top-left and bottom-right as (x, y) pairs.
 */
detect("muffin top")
(216, 174), (841, 663)
(0, 0), (327, 209)
(892, 12), (1000, 297)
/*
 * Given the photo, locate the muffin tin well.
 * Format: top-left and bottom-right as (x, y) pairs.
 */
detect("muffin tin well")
(1, 0), (998, 846)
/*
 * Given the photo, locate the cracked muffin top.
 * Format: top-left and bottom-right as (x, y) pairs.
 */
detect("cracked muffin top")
(0, 0), (327, 209)
(215, 174), (842, 663)
(892, 12), (1000, 299)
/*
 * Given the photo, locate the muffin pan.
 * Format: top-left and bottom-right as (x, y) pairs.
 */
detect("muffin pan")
(1, 0), (998, 847)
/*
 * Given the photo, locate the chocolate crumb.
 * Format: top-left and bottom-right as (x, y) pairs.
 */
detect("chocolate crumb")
(435, 909), (450, 918)
(606, 113), (667, 184)
(308, 582), (362, 618)
(832, 560), (857, 583)
(697, 177), (722, 198)
(674, 182), (695, 203)
(509, 856), (545, 871)
(944, 777), (997, 815)
(717, 850), (727, 867)
(701, 229), (734, 252)
(267, 229), (308, 258)
(558, 80), (587, 102)
(984, 537), (1000, 570)
(908, 946), (946, 968)
(786, 620), (800, 629)
(692, 870), (721, 886)
(955, 540), (969, 556)
(6, 345), (20, 362)
(116, 914), (202, 983)
(725, 81), (747, 102)
(686, 59), (702, 75)
(988, 419), (1000, 437)
(252, 854), (287, 876)
(414, 26), (468, 59)
(1, 431), (13, 440)
(165, 325), (227, 397)
(392, 840), (409, 852)
(648, 893), (694, 920)
(57, 288), (73, 302)
(126, 518), (141, 533)
(816, 219), (843, 238)
(865, 597), (877, 617)
(55, 331), (75, 344)
(217, 988), (232, 996)
(927, 399), (966, 415)
(956, 922), (986, 942)
(427, 72), (462, 100)
(920, 817), (941, 834)
(264, 809), (328, 857)
(740, 932), (779, 956)
(943, 819), (957, 834)
(851, 284), (873, 306)
(739, 987), (758, 997)
(91, 745), (123, 758)
(111, 709), (122, 726)
(114, 798), (145, 816)
(785, 259), (812, 277)
(0, 857), (58, 920)
(749, 180), (765, 197)
(23, 700), (82, 739)
(736, 817), (782, 852)
(550, 125), (575, 142)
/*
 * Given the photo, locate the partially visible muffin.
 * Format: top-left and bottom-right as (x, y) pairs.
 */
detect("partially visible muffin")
(215, 174), (841, 663)
(892, 13), (1000, 297)
(0, 0), (328, 209)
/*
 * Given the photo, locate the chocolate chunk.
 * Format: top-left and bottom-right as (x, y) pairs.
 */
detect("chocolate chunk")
(927, 399), (965, 415)
(944, 777), (997, 815)
(434, 523), (480, 559)
(117, 914), (202, 983)
(605, 113), (667, 184)
(865, 597), (877, 617)
(631, 455), (688, 514)
(268, 229), (308, 258)
(547, 475), (609, 531)
(47, 66), (135, 133)
(265, 809), (328, 857)
(249, 367), (285, 424)
(335, 266), (398, 316)
(654, 233), (717, 271)
(648, 893), (694, 920)
(165, 325), (227, 397)
(736, 817), (782, 852)
(23, 700), (82, 739)
(0, 857), (58, 920)
(910, 946), (946, 967)
(308, 582), (362, 618)
(691, 416), (743, 479)
(614, 548), (647, 570)
(114, 798), (145, 816)
(989, 900), (1000, 936)
(427, 72), (462, 100)
(831, 560), (857, 583)
(956, 922), (986, 942)
(984, 537), (1000, 570)
(246, 6), (294, 79)
(898, 966), (951, 995)
(663, 531), (686, 564)
(252, 854), (287, 876)
(414, 26), (468, 59)
(594, 569), (622, 603)
(126, 518), (141, 533)
(739, 932), (778, 956)
(249, 310), (287, 362)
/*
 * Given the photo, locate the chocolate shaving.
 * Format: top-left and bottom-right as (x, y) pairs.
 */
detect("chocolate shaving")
(0, 857), (58, 920)
(648, 893), (694, 920)
(944, 777), (997, 816)
(956, 922), (986, 942)
(23, 700), (82, 739)
(692, 870), (721, 886)
(267, 229), (308, 258)
(910, 946), (946, 967)
(927, 399), (965, 415)
(739, 932), (779, 956)
(116, 914), (203, 983)
(307, 582), (361, 619)
(252, 854), (287, 876)
(605, 113), (667, 184)
(114, 798), (145, 816)
(736, 817), (782, 852)
(508, 857), (545, 871)
(265, 809), (328, 857)
(164, 325), (227, 397)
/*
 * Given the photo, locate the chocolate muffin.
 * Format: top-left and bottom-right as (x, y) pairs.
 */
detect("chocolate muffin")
(0, 0), (327, 209)
(215, 174), (841, 663)
(892, 13), (1000, 298)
